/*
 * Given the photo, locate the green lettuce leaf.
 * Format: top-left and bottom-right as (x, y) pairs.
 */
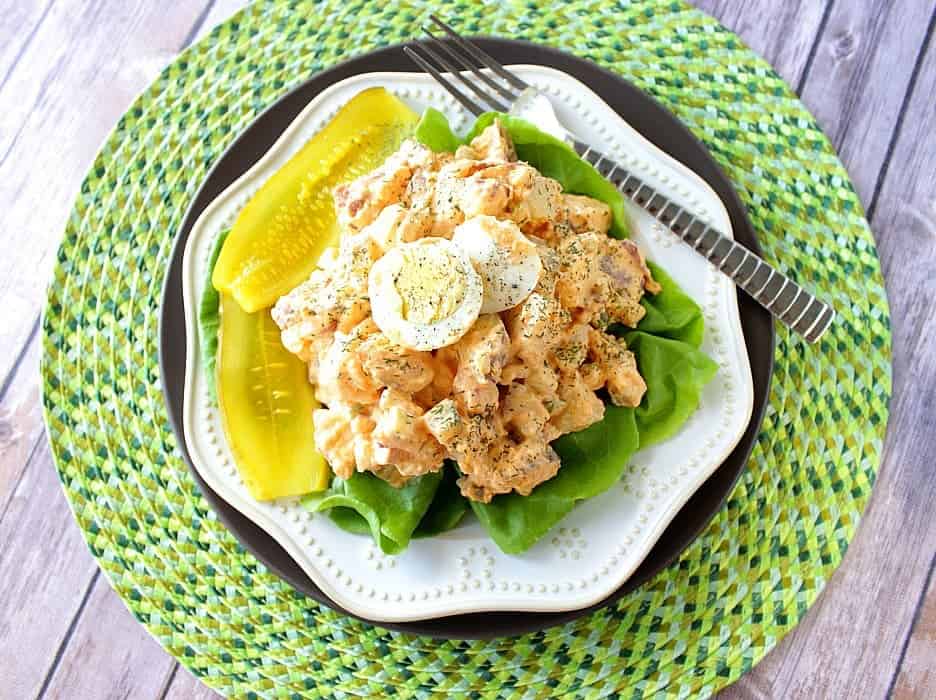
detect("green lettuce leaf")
(198, 230), (229, 403)
(303, 470), (443, 555)
(414, 107), (461, 154)
(632, 262), (705, 346)
(623, 332), (718, 448)
(413, 463), (469, 537)
(307, 463), (468, 548)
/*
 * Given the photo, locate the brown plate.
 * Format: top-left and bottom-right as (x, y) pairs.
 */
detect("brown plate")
(160, 38), (774, 639)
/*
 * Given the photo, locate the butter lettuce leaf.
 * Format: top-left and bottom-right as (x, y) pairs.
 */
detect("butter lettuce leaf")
(198, 230), (229, 403)
(303, 470), (443, 555)
(623, 331), (718, 448)
(413, 463), (469, 538)
(301, 463), (468, 552)
(414, 107), (461, 154)
(632, 262), (706, 346)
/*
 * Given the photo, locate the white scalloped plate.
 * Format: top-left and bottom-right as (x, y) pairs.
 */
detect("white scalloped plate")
(180, 66), (754, 622)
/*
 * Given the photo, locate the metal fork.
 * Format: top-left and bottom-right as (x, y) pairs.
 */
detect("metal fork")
(404, 16), (835, 344)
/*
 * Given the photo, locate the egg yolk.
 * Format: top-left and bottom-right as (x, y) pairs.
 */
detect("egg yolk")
(392, 244), (467, 324)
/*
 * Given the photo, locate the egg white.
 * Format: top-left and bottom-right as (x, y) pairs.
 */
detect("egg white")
(368, 238), (483, 351)
(451, 216), (542, 314)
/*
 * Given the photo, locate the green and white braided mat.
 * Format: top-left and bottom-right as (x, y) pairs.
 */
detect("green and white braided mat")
(41, 1), (891, 697)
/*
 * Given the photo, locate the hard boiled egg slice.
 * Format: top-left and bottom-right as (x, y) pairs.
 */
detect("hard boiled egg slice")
(368, 238), (483, 351)
(451, 216), (542, 314)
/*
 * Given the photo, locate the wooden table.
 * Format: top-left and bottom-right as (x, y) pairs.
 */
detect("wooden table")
(1, 1), (933, 697)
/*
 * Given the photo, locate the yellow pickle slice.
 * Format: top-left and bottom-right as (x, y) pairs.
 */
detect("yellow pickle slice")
(217, 292), (328, 499)
(212, 87), (418, 312)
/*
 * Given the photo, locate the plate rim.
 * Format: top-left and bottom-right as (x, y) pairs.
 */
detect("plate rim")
(159, 38), (775, 639)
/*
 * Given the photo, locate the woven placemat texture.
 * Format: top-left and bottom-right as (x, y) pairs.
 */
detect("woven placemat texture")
(40, 0), (891, 697)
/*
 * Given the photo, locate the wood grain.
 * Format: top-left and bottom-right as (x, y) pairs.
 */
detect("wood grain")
(0, 328), (42, 520)
(894, 557), (936, 699)
(799, 0), (936, 206)
(0, 0), (208, 386)
(0, 0), (53, 86)
(0, 440), (99, 700)
(39, 579), (177, 700)
(0, 0), (933, 698)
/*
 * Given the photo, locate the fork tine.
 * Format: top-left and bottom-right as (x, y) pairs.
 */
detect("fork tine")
(403, 46), (484, 117)
(418, 36), (510, 112)
(424, 28), (518, 104)
(428, 15), (530, 90)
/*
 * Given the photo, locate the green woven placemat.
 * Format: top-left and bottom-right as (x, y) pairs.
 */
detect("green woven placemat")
(41, 0), (891, 697)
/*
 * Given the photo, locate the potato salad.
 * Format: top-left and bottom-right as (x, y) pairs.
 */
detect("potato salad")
(271, 121), (661, 503)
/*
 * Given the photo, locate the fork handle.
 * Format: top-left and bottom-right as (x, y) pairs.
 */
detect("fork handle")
(573, 140), (834, 343)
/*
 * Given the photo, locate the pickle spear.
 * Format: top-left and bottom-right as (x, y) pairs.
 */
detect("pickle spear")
(212, 87), (418, 312)
(216, 292), (328, 500)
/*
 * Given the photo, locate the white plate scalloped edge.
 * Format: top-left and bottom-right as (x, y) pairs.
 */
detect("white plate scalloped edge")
(180, 66), (754, 622)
